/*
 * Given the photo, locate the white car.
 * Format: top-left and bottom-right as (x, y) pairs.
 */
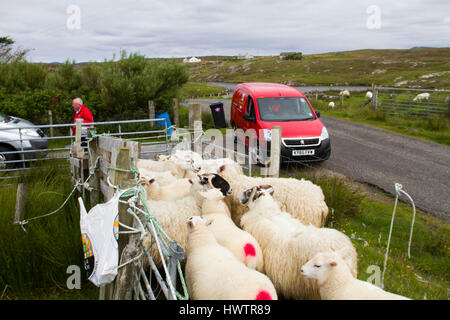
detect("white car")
(0, 114), (49, 168)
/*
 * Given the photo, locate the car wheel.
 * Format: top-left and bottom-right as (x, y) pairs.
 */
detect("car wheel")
(0, 146), (17, 169)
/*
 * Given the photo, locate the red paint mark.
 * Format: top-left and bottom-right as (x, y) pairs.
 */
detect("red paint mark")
(255, 290), (272, 300)
(244, 243), (256, 257)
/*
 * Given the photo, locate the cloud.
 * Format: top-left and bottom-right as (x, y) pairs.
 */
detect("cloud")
(1, 0), (448, 62)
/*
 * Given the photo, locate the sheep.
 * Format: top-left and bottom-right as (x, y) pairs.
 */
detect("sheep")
(198, 188), (264, 272)
(413, 92), (430, 102)
(239, 185), (357, 300)
(328, 102), (335, 109)
(137, 168), (178, 185)
(184, 216), (277, 300)
(139, 177), (192, 201)
(137, 155), (199, 179)
(365, 91), (373, 100)
(339, 90), (350, 98)
(218, 163), (328, 228)
(301, 250), (410, 300)
(199, 157), (239, 175)
(142, 174), (232, 267)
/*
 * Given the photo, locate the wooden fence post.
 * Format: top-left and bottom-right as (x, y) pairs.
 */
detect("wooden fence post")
(172, 98), (179, 127)
(269, 126), (282, 177)
(193, 120), (203, 154)
(14, 183), (28, 225)
(148, 100), (155, 128)
(189, 103), (201, 129)
(372, 86), (378, 110)
(48, 110), (53, 137)
(72, 118), (85, 158)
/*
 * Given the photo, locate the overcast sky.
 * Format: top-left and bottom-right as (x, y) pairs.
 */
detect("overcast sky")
(1, 0), (449, 62)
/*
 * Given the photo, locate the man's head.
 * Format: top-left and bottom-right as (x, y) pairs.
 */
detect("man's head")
(72, 98), (83, 112)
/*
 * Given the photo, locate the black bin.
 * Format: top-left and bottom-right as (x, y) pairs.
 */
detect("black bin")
(209, 101), (227, 129)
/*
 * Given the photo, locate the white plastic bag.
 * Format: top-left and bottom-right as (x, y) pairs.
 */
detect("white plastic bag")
(79, 191), (123, 287)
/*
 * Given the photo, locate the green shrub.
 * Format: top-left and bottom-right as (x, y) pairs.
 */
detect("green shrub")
(284, 52), (303, 60)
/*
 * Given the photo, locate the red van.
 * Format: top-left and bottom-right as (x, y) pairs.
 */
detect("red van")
(230, 82), (331, 163)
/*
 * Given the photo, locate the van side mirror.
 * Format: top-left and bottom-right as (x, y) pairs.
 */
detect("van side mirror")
(315, 110), (321, 118)
(243, 113), (255, 122)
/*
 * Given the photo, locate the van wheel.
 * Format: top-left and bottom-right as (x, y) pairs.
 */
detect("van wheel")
(0, 146), (18, 169)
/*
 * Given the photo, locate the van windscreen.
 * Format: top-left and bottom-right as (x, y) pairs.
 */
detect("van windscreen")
(257, 97), (316, 122)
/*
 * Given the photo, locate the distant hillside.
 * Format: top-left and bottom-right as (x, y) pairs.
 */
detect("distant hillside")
(184, 48), (450, 89)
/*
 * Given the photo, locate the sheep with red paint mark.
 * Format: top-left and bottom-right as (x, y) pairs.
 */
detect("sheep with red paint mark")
(239, 185), (358, 300)
(198, 188), (264, 272)
(142, 174), (233, 268)
(218, 163), (328, 228)
(184, 216), (277, 300)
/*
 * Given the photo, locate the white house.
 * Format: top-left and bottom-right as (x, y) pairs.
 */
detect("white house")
(183, 56), (201, 63)
(237, 53), (254, 60)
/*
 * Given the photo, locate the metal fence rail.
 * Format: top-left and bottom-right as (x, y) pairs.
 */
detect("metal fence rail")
(374, 87), (450, 118)
(0, 118), (171, 177)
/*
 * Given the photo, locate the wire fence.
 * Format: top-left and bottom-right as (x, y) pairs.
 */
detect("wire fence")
(374, 87), (450, 118)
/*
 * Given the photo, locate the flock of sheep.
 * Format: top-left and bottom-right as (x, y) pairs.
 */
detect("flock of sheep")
(328, 90), (432, 109)
(136, 150), (410, 300)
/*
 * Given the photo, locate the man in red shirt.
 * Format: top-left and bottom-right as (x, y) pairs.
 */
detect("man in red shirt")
(71, 97), (93, 135)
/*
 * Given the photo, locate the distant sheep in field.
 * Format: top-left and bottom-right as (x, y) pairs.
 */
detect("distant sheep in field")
(301, 250), (410, 300)
(365, 91), (373, 100)
(339, 90), (350, 98)
(328, 102), (335, 109)
(184, 216), (277, 300)
(413, 92), (430, 102)
(239, 185), (357, 300)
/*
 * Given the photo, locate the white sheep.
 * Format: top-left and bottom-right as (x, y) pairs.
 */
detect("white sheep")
(218, 163), (329, 228)
(198, 188), (264, 272)
(199, 157), (239, 175)
(413, 92), (430, 102)
(239, 185), (358, 300)
(184, 216), (278, 300)
(328, 102), (335, 109)
(137, 168), (178, 185)
(137, 156), (199, 179)
(142, 174), (232, 267)
(365, 91), (373, 100)
(301, 250), (410, 300)
(139, 177), (192, 201)
(339, 90), (350, 98)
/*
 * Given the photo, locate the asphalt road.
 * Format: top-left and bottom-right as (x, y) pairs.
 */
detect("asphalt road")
(184, 99), (450, 220)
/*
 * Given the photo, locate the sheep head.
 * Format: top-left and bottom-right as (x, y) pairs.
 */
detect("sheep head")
(300, 247), (354, 282)
(301, 251), (338, 281)
(191, 173), (232, 196)
(239, 185), (274, 207)
(186, 216), (213, 231)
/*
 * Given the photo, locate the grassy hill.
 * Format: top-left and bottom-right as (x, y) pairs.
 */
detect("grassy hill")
(183, 48), (450, 89)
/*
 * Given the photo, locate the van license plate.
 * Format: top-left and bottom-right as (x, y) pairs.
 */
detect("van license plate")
(292, 149), (315, 156)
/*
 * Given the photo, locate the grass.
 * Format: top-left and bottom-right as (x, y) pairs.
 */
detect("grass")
(290, 167), (449, 300)
(179, 81), (229, 99)
(0, 165), (97, 300)
(310, 91), (450, 147)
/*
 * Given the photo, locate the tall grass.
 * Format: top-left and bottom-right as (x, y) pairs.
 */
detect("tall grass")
(292, 168), (449, 300)
(0, 165), (96, 299)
